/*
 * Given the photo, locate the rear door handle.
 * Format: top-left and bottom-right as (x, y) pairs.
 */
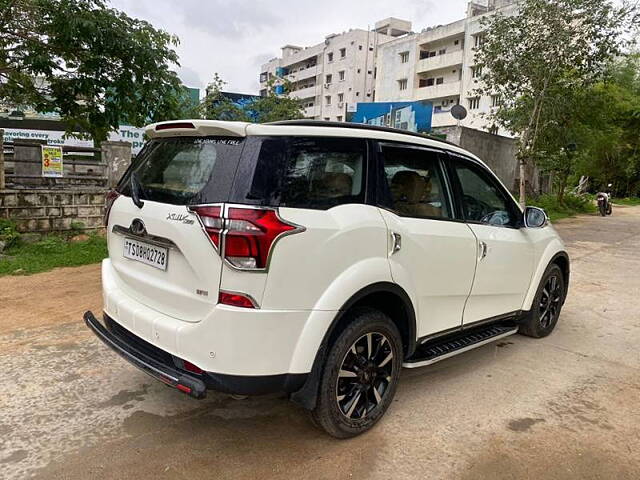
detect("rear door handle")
(391, 232), (402, 255)
(479, 241), (488, 261)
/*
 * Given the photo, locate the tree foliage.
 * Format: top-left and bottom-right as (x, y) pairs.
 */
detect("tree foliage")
(0, 0), (190, 142)
(200, 74), (303, 123)
(475, 0), (638, 203)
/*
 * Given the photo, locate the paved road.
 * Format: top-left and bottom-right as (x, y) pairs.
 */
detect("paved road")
(1, 206), (639, 479)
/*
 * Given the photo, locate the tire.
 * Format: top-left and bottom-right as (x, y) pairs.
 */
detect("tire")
(599, 202), (606, 216)
(519, 264), (565, 338)
(607, 204), (613, 216)
(311, 308), (403, 438)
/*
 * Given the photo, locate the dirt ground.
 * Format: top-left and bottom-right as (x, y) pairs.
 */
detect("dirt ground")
(1, 206), (639, 480)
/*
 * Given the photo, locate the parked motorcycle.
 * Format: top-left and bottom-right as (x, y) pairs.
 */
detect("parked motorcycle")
(596, 184), (613, 216)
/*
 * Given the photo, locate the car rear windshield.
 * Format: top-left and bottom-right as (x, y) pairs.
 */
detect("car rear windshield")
(118, 136), (244, 205)
(231, 136), (367, 209)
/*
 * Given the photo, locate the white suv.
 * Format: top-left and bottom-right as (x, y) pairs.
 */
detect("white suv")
(85, 120), (569, 438)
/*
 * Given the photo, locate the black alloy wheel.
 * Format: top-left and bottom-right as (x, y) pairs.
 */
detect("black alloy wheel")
(311, 308), (402, 438)
(336, 332), (394, 419)
(519, 264), (565, 338)
(539, 274), (562, 329)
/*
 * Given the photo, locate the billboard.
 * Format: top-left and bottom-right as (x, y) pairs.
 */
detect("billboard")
(346, 101), (433, 133)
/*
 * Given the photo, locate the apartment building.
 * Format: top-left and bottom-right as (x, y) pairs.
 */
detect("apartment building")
(375, 0), (518, 134)
(259, 18), (411, 121)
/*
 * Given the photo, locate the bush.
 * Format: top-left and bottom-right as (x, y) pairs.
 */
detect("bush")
(0, 219), (20, 249)
(529, 193), (595, 221)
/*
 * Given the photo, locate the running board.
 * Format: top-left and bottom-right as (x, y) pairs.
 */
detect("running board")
(403, 324), (519, 369)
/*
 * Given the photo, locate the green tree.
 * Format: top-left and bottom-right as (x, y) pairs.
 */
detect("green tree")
(0, 0), (188, 142)
(474, 0), (637, 205)
(200, 73), (251, 121)
(248, 78), (304, 123)
(199, 74), (303, 123)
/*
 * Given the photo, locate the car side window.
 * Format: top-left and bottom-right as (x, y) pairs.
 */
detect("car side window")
(379, 145), (452, 220)
(452, 158), (519, 227)
(248, 136), (366, 209)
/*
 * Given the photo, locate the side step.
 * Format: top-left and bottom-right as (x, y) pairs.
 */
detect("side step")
(403, 323), (519, 369)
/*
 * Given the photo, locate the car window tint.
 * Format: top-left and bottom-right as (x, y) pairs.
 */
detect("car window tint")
(380, 146), (451, 219)
(249, 137), (366, 209)
(454, 161), (516, 226)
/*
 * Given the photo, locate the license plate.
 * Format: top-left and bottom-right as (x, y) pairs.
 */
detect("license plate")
(123, 238), (168, 271)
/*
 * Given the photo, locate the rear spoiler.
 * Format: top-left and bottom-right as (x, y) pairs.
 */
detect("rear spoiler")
(145, 120), (250, 139)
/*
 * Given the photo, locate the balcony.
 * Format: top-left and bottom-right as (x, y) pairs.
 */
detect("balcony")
(291, 85), (318, 100)
(286, 65), (320, 82)
(417, 50), (463, 74)
(414, 81), (461, 101)
(303, 105), (321, 118)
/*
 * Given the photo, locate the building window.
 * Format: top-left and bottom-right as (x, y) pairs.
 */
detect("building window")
(454, 40), (460, 46)
(339, 70), (346, 81)
(325, 74), (332, 84)
(474, 34), (486, 48)
(327, 52), (334, 62)
(438, 49), (446, 55)
(468, 97), (480, 110)
(367, 70), (372, 75)
(259, 89), (267, 97)
(489, 125), (499, 135)
(369, 46), (373, 51)
(471, 66), (483, 79)
(340, 48), (346, 58)
(338, 92), (344, 103)
(337, 115), (343, 122)
(491, 94), (503, 107)
(419, 78), (435, 88)
(259, 72), (268, 83)
(419, 50), (429, 60)
(357, 68), (361, 74)
(324, 117), (330, 121)
(359, 45), (363, 50)
(325, 95), (332, 106)
(436, 77), (444, 85)
(400, 51), (410, 63)
(398, 79), (408, 91)
(356, 91), (360, 96)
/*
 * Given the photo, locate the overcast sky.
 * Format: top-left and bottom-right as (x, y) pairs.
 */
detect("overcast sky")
(110, 0), (471, 95)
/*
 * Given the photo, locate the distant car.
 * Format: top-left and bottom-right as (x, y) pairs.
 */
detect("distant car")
(85, 120), (569, 438)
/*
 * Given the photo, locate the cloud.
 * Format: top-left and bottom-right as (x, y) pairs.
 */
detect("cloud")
(110, 0), (468, 93)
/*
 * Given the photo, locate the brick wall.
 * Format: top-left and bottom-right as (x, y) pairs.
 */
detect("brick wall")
(0, 189), (105, 232)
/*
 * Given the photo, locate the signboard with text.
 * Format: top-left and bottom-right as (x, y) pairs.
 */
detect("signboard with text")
(3, 125), (146, 154)
(41, 145), (63, 177)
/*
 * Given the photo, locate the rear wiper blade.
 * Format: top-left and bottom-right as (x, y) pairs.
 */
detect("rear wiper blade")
(130, 172), (145, 209)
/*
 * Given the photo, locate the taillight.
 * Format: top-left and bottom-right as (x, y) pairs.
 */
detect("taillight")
(225, 207), (297, 269)
(104, 190), (120, 226)
(219, 291), (256, 308)
(191, 206), (223, 248)
(190, 205), (302, 270)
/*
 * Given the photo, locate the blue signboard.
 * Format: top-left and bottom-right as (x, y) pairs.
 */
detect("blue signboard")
(346, 101), (433, 133)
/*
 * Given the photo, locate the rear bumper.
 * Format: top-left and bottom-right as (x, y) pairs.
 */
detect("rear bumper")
(84, 311), (307, 397)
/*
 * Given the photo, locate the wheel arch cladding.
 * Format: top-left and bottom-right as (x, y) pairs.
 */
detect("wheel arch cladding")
(551, 252), (570, 300)
(523, 248), (570, 311)
(290, 282), (416, 411)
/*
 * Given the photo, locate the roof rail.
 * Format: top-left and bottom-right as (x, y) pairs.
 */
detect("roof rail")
(265, 120), (456, 146)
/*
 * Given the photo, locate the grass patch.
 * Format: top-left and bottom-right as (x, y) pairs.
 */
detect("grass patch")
(0, 233), (107, 277)
(529, 193), (596, 222)
(612, 197), (640, 206)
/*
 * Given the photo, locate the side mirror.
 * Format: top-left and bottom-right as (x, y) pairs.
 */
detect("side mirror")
(524, 206), (548, 228)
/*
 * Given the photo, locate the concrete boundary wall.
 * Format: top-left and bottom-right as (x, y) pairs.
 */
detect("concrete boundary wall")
(0, 189), (106, 232)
